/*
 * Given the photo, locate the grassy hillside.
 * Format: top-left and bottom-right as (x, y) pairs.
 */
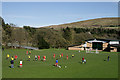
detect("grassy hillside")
(45, 17), (120, 30)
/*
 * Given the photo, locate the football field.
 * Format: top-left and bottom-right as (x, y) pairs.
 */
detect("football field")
(2, 49), (118, 78)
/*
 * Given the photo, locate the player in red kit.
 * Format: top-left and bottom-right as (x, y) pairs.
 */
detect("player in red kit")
(43, 56), (46, 61)
(82, 57), (84, 63)
(53, 54), (55, 58)
(38, 55), (40, 60)
(26, 51), (28, 55)
(14, 55), (18, 60)
(61, 53), (63, 57)
(67, 55), (68, 60)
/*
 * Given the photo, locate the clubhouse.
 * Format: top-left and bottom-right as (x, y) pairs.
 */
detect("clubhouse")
(68, 39), (120, 52)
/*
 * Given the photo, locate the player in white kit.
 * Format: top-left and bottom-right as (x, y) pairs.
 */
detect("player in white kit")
(19, 59), (23, 68)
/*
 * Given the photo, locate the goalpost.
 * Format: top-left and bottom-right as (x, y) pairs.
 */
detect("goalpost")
(86, 48), (99, 54)
(95, 49), (99, 54)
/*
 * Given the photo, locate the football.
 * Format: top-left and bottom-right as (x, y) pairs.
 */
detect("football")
(59, 66), (61, 68)
(65, 66), (67, 68)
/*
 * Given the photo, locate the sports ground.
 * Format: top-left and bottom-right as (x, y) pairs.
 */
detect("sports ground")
(2, 49), (118, 78)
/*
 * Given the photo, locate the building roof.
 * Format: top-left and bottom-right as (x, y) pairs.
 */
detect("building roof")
(110, 44), (120, 48)
(85, 39), (120, 42)
(68, 39), (120, 48)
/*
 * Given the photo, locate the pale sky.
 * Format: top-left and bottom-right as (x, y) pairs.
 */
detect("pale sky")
(2, 2), (118, 27)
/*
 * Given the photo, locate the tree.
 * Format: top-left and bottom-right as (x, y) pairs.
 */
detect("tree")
(37, 34), (50, 49)
(2, 23), (13, 46)
(63, 27), (72, 42)
(23, 26), (36, 36)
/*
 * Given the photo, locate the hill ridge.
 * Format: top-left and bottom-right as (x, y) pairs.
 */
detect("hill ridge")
(44, 17), (120, 29)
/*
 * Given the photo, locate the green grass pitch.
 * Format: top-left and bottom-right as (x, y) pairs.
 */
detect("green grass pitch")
(2, 49), (118, 78)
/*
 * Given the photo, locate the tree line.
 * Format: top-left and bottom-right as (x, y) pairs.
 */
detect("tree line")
(2, 17), (120, 49)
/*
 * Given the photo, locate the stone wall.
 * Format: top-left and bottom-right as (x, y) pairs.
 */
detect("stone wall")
(103, 43), (108, 50)
(68, 47), (84, 50)
(86, 42), (92, 48)
(110, 47), (117, 52)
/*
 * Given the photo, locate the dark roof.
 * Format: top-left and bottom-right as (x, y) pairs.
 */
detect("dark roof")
(110, 44), (120, 48)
